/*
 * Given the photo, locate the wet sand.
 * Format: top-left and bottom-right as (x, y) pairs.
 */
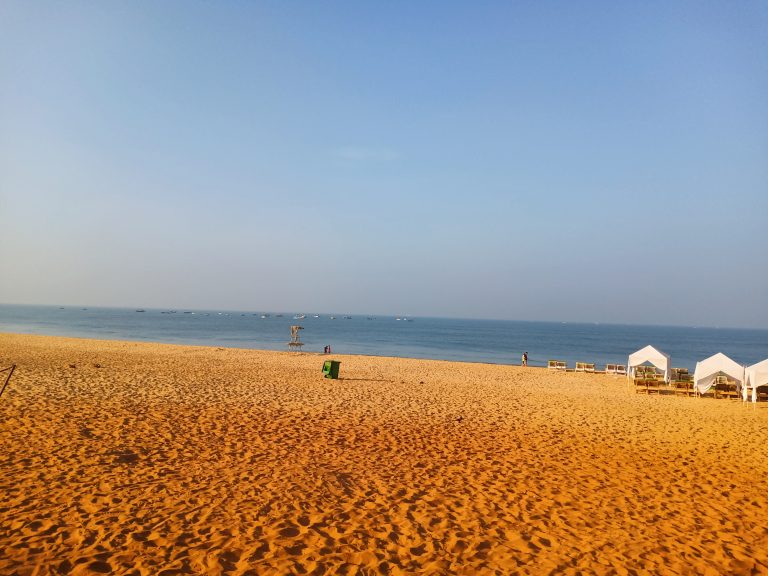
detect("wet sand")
(1, 333), (767, 575)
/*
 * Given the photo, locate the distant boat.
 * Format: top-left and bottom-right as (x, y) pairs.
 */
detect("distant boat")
(344, 316), (352, 320)
(261, 314), (268, 319)
(294, 314), (306, 319)
(276, 314), (283, 317)
(314, 315), (319, 318)
(330, 316), (336, 320)
(136, 309), (145, 313)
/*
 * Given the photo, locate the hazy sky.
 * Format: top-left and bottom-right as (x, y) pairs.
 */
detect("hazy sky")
(1, 1), (766, 327)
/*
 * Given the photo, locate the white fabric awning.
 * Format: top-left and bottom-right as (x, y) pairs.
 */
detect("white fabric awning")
(693, 352), (744, 395)
(627, 345), (671, 382)
(744, 359), (768, 402)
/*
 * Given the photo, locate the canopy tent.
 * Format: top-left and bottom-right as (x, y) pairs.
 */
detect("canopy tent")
(627, 345), (671, 383)
(693, 353), (744, 396)
(743, 359), (768, 402)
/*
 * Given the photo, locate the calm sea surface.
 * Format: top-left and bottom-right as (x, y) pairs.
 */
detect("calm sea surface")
(1, 304), (767, 371)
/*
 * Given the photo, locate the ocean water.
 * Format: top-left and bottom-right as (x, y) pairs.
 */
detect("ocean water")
(1, 304), (767, 371)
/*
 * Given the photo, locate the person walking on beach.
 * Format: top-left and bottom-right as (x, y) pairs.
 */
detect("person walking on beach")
(522, 351), (528, 367)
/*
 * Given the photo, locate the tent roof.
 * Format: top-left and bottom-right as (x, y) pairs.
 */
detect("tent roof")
(628, 345), (670, 367)
(628, 345), (671, 382)
(746, 358), (768, 388)
(694, 352), (744, 383)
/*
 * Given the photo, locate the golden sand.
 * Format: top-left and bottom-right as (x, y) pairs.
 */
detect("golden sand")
(1, 333), (767, 575)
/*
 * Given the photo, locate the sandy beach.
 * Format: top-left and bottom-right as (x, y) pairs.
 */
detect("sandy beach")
(1, 333), (767, 575)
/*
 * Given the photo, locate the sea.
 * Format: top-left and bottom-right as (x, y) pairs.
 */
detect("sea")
(1, 304), (767, 371)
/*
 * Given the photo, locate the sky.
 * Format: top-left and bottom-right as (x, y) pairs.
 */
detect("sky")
(1, 1), (766, 328)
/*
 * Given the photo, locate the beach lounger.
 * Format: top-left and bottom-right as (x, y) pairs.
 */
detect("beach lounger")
(634, 371), (663, 394)
(605, 363), (617, 374)
(674, 376), (693, 396)
(657, 381), (676, 395)
(646, 376), (663, 394)
(714, 375), (739, 400)
(547, 360), (567, 370)
(575, 362), (595, 373)
(616, 365), (626, 376)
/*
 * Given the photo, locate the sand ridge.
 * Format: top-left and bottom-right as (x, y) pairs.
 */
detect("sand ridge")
(1, 333), (768, 575)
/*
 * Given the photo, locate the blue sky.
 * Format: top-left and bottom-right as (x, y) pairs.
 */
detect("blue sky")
(1, 1), (766, 327)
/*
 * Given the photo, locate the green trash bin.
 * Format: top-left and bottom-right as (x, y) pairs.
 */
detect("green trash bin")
(322, 360), (341, 379)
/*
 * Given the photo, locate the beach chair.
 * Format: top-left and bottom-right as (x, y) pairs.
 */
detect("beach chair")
(616, 365), (627, 376)
(548, 360), (567, 371)
(646, 374), (662, 394)
(714, 375), (739, 400)
(634, 368), (662, 394)
(657, 380), (675, 395)
(674, 374), (693, 396)
(605, 363), (617, 374)
(575, 362), (595, 373)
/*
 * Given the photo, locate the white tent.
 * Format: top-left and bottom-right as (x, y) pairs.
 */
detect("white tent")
(693, 352), (744, 396)
(627, 345), (671, 383)
(743, 359), (768, 402)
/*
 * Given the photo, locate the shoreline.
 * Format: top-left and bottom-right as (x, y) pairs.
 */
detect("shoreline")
(2, 333), (768, 574)
(3, 305), (768, 371)
(0, 331), (546, 369)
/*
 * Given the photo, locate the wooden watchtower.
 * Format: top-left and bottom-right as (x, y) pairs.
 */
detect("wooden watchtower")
(288, 325), (304, 351)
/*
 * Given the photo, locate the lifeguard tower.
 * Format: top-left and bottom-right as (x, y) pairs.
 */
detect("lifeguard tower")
(288, 325), (304, 351)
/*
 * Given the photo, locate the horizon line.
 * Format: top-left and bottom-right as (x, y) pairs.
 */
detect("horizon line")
(1, 301), (767, 332)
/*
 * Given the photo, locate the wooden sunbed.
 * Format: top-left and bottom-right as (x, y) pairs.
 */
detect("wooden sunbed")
(713, 375), (740, 400)
(667, 368), (692, 396)
(634, 374), (665, 394)
(674, 380), (693, 396)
